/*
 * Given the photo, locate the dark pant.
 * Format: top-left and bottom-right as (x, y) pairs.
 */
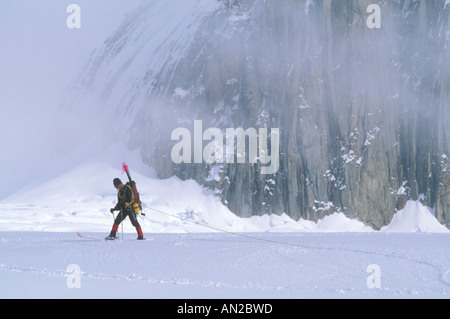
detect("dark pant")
(114, 208), (140, 227)
(110, 208), (143, 237)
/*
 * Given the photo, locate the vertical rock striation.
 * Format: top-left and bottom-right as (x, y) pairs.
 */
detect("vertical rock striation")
(77, 0), (450, 229)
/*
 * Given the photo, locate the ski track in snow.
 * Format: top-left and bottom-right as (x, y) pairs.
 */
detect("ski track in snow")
(0, 232), (448, 298)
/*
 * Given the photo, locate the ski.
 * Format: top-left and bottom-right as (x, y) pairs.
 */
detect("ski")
(76, 232), (146, 241)
(122, 162), (145, 216)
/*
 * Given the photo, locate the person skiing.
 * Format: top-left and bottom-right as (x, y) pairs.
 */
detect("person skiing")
(106, 178), (144, 240)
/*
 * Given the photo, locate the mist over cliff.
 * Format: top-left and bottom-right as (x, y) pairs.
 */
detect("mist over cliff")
(74, 0), (450, 229)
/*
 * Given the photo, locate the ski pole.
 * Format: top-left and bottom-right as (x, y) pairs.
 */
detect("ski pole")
(121, 209), (124, 241)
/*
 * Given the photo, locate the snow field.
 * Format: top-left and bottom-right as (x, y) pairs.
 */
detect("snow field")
(0, 154), (448, 299)
(0, 232), (448, 299)
(1, 158), (447, 234)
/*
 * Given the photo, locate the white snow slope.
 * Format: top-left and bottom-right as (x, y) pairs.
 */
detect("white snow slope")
(1, 1), (448, 299)
(0, 148), (449, 299)
(0, 232), (449, 299)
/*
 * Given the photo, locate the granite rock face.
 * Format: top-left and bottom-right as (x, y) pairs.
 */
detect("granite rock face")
(77, 0), (450, 229)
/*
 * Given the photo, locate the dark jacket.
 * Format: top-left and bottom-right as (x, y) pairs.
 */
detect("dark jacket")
(113, 184), (134, 211)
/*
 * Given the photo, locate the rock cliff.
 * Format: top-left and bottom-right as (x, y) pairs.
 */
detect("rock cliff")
(76, 0), (450, 229)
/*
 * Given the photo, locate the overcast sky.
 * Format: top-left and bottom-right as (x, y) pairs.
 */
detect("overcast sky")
(0, 1), (143, 198)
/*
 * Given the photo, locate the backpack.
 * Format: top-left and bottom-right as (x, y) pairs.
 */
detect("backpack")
(122, 163), (143, 214)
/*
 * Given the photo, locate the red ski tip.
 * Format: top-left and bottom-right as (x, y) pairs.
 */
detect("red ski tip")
(122, 162), (129, 174)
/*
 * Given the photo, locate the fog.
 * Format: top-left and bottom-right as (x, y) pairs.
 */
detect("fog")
(69, 0), (449, 226)
(1, 0), (448, 227)
(0, 1), (143, 199)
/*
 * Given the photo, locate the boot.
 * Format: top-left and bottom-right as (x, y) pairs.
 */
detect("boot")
(105, 233), (117, 241)
(106, 224), (119, 240)
(136, 226), (144, 240)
